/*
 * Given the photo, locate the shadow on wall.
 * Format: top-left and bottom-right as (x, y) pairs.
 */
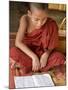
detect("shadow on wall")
(9, 1), (66, 32)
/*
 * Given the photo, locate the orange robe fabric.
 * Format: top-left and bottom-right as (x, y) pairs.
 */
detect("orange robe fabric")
(10, 18), (65, 88)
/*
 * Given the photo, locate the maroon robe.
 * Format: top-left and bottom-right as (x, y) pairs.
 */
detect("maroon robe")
(9, 17), (65, 88)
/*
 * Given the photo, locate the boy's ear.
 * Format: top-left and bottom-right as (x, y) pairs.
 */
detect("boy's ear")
(27, 10), (32, 16)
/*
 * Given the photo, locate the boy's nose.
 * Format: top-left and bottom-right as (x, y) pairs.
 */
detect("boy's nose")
(37, 21), (42, 26)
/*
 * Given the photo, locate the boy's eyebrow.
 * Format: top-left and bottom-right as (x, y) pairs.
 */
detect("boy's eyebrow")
(34, 17), (46, 20)
(33, 17), (40, 20)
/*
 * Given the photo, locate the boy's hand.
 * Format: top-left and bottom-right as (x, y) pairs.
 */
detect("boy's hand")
(32, 55), (40, 72)
(40, 52), (49, 68)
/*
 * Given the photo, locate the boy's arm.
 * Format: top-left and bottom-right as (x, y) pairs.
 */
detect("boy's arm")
(15, 15), (40, 72)
(40, 49), (53, 68)
(15, 15), (38, 59)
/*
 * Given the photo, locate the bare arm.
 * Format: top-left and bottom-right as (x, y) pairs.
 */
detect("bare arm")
(40, 49), (52, 68)
(15, 15), (37, 59)
(15, 15), (40, 71)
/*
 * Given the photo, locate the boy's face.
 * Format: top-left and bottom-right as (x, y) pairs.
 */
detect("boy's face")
(28, 8), (47, 29)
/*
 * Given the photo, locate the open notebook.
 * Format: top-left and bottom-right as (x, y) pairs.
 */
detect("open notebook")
(14, 73), (54, 88)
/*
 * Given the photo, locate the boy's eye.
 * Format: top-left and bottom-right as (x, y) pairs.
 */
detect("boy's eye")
(34, 18), (39, 21)
(34, 18), (46, 22)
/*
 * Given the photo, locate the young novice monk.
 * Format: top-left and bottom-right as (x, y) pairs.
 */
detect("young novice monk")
(10, 2), (65, 88)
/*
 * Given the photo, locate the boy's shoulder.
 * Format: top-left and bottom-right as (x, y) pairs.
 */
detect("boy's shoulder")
(47, 17), (57, 25)
(20, 14), (27, 19)
(20, 14), (28, 24)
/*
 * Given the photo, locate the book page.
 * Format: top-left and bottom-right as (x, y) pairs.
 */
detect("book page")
(14, 76), (35, 88)
(14, 74), (54, 88)
(32, 74), (54, 87)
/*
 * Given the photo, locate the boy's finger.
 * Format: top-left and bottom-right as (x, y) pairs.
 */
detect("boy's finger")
(40, 64), (44, 68)
(32, 67), (36, 72)
(32, 65), (40, 72)
(32, 67), (34, 72)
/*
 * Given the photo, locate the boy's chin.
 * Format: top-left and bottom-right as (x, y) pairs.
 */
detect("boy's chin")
(35, 26), (41, 29)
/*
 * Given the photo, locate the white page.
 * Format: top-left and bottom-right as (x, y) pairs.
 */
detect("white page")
(43, 74), (54, 86)
(14, 73), (54, 88)
(32, 74), (54, 87)
(14, 76), (35, 88)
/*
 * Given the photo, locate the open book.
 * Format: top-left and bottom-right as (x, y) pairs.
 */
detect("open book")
(14, 73), (54, 88)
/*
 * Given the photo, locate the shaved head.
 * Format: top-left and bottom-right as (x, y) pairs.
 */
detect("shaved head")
(29, 2), (48, 12)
